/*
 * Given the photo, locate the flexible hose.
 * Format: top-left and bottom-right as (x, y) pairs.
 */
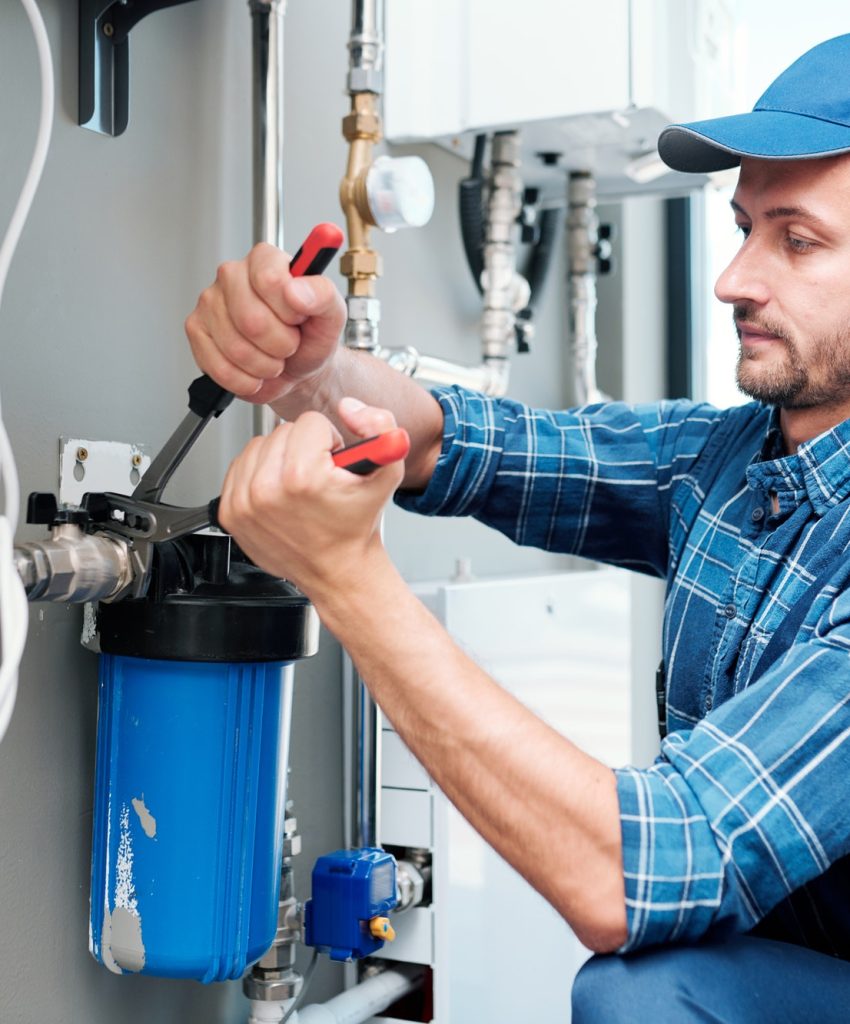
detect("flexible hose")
(458, 134), (487, 293)
(524, 205), (562, 308)
(0, 0), (54, 744)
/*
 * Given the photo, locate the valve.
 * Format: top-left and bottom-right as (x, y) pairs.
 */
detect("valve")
(304, 848), (397, 962)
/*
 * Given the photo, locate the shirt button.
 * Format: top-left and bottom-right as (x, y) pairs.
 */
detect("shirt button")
(723, 603), (737, 618)
(751, 507), (765, 522)
(705, 693), (714, 711)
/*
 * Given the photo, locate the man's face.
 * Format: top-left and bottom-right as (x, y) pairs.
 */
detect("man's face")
(715, 155), (850, 410)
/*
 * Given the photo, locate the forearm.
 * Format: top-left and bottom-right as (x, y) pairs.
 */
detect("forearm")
(311, 553), (628, 953)
(270, 348), (444, 491)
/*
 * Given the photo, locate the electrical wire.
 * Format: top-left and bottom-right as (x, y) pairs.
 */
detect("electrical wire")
(0, 0), (55, 744)
(280, 948), (320, 1024)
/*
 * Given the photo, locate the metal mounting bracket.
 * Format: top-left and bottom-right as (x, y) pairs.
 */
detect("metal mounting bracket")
(79, 0), (200, 137)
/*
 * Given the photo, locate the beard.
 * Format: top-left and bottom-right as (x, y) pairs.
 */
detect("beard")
(734, 303), (850, 409)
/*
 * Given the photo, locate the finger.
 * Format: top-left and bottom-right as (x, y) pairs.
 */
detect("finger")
(282, 412), (345, 490)
(186, 323), (265, 399)
(186, 280), (286, 391)
(247, 422), (300, 510)
(217, 258), (303, 363)
(337, 397), (398, 439)
(220, 435), (269, 531)
(247, 244), (345, 341)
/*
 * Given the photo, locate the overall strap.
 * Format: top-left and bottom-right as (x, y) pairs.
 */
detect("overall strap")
(657, 407), (764, 738)
(750, 502), (850, 686)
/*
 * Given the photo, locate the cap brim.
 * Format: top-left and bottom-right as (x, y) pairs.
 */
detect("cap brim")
(659, 110), (850, 173)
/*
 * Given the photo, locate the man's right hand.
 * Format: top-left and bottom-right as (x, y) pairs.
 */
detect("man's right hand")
(184, 242), (346, 406)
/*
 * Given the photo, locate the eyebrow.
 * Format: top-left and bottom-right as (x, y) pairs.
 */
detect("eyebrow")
(730, 199), (830, 230)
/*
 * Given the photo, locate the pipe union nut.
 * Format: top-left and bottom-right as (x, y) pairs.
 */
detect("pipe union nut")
(283, 834), (302, 858)
(342, 110), (381, 140)
(341, 250), (383, 279)
(347, 296), (381, 323)
(242, 976), (300, 1002)
(348, 67), (384, 95)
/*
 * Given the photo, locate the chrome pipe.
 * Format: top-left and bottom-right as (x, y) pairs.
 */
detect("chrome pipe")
(348, 0), (384, 93)
(354, 662), (382, 849)
(250, 0), (287, 437)
(567, 170), (605, 406)
(480, 131), (524, 362)
(380, 347), (511, 397)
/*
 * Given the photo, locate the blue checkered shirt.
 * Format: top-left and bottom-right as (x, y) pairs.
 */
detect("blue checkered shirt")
(397, 386), (850, 957)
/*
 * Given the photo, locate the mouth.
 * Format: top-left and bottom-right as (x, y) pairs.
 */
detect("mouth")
(736, 321), (784, 346)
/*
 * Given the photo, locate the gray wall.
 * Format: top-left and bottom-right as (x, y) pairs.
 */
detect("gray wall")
(0, 2), (666, 1021)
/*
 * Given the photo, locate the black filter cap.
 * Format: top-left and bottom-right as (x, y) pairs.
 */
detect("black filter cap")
(97, 535), (319, 663)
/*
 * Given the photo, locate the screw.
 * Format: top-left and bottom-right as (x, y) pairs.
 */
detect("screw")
(103, 22), (114, 37)
(76, 447), (88, 462)
(131, 453), (143, 467)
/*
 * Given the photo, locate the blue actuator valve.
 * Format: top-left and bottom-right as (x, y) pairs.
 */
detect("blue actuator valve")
(304, 848), (398, 961)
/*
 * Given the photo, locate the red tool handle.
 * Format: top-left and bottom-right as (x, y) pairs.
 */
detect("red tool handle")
(207, 429), (409, 528)
(290, 222), (345, 277)
(331, 428), (411, 475)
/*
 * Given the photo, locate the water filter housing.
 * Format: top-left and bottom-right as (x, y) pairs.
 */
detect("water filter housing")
(89, 536), (319, 981)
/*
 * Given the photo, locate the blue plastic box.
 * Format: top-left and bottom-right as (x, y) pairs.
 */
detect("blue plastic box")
(304, 848), (397, 961)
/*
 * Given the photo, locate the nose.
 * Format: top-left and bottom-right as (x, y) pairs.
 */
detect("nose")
(714, 238), (771, 307)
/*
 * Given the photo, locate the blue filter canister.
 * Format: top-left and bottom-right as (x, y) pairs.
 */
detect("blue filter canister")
(89, 535), (319, 982)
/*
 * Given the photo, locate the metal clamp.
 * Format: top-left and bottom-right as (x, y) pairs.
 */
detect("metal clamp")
(79, 0), (200, 136)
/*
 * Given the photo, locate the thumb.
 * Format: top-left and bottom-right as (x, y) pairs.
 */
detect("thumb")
(338, 397), (398, 439)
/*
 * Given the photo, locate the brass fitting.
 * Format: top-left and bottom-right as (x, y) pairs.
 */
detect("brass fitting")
(339, 92), (383, 297)
(340, 249), (383, 280)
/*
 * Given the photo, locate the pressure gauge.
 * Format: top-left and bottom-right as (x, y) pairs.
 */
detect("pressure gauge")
(366, 155), (435, 232)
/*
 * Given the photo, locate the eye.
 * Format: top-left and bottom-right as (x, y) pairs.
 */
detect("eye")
(735, 222), (751, 240)
(787, 234), (817, 253)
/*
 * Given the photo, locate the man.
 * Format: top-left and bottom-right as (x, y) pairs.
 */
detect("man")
(186, 35), (850, 1022)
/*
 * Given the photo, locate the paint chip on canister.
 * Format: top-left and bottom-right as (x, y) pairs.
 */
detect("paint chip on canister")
(131, 795), (157, 839)
(102, 804), (146, 972)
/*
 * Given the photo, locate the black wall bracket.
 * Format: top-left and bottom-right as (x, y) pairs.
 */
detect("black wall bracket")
(79, 0), (199, 137)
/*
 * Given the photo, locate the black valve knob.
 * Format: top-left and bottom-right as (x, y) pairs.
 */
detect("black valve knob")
(26, 492), (59, 525)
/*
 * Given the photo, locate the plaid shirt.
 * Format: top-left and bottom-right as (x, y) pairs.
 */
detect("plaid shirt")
(397, 386), (850, 957)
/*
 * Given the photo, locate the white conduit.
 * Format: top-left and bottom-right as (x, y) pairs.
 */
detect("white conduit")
(293, 966), (424, 1024)
(0, 0), (54, 744)
(249, 1000), (297, 1024)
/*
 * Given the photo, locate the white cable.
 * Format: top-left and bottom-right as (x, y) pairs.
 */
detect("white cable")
(0, 0), (54, 744)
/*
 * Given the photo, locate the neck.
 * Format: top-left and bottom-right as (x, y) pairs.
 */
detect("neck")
(779, 403), (850, 454)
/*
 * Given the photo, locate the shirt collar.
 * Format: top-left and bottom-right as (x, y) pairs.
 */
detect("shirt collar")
(746, 406), (850, 515)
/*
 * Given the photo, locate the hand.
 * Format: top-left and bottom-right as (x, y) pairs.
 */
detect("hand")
(185, 243), (346, 405)
(218, 399), (404, 596)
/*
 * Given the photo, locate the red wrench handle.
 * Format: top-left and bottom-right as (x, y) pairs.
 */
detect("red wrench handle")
(331, 428), (411, 475)
(289, 222), (345, 277)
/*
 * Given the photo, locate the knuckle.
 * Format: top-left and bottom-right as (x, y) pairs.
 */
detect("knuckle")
(219, 365), (257, 398)
(254, 263), (286, 297)
(299, 410), (326, 430)
(282, 461), (311, 496)
(229, 336), (260, 367)
(216, 259), (239, 284)
(232, 306), (270, 342)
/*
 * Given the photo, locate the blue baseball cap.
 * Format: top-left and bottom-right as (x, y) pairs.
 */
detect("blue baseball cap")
(659, 34), (850, 173)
